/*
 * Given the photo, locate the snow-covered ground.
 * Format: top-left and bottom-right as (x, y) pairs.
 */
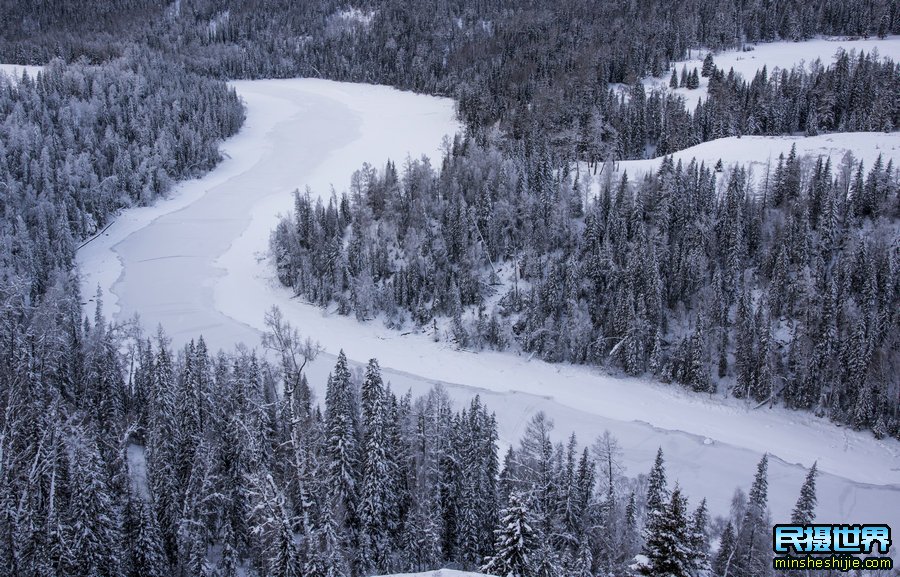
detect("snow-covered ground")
(379, 571), (494, 577)
(76, 77), (900, 533)
(640, 36), (900, 109)
(599, 131), (900, 188)
(0, 63), (44, 82)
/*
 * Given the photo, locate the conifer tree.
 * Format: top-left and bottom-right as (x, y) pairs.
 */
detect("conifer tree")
(713, 522), (737, 577)
(359, 359), (394, 573)
(733, 455), (772, 577)
(790, 462), (818, 525)
(130, 497), (169, 577)
(689, 499), (712, 577)
(645, 447), (668, 518)
(482, 492), (538, 577)
(324, 351), (361, 555)
(639, 487), (692, 577)
(702, 53), (715, 77)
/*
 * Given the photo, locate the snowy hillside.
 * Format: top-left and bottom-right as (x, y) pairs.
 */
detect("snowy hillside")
(642, 36), (900, 109)
(0, 63), (43, 82)
(599, 131), (900, 187)
(378, 571), (495, 577)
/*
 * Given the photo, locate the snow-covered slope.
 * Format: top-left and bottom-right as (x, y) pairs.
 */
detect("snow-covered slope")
(77, 77), (900, 532)
(0, 63), (44, 82)
(643, 36), (900, 109)
(378, 571), (495, 577)
(600, 131), (900, 187)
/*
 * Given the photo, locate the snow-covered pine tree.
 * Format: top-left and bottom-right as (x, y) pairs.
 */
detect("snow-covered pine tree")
(639, 486), (692, 577)
(688, 499), (712, 577)
(732, 454), (772, 577)
(481, 492), (538, 577)
(66, 430), (124, 577)
(130, 496), (169, 577)
(687, 68), (700, 89)
(645, 447), (668, 518)
(713, 521), (737, 577)
(358, 358), (394, 574)
(146, 329), (181, 561)
(790, 462), (818, 525)
(305, 502), (350, 577)
(324, 351), (361, 546)
(701, 53), (715, 77)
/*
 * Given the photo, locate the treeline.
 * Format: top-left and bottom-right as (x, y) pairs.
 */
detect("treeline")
(578, 49), (900, 161)
(4, 1), (900, 162)
(0, 52), (244, 300)
(0, 286), (817, 576)
(141, 0), (900, 163)
(0, 0), (166, 64)
(272, 137), (900, 439)
(696, 48), (900, 141)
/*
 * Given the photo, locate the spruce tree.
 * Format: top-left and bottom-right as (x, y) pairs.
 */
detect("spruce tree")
(689, 499), (712, 577)
(359, 359), (394, 573)
(639, 487), (692, 577)
(733, 454), (772, 577)
(713, 522), (736, 577)
(790, 462), (818, 525)
(324, 351), (360, 540)
(481, 492), (538, 577)
(701, 53), (715, 77)
(645, 447), (668, 518)
(688, 68), (700, 89)
(130, 498), (169, 577)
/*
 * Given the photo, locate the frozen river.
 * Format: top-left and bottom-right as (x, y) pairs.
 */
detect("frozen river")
(77, 78), (900, 532)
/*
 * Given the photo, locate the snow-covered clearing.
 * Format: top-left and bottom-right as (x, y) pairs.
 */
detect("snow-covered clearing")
(641, 36), (900, 109)
(0, 63), (44, 82)
(378, 571), (494, 577)
(598, 131), (900, 187)
(76, 78), (900, 532)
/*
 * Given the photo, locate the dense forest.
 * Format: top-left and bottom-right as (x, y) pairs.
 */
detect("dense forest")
(272, 133), (900, 438)
(0, 0), (897, 576)
(3, 0), (900, 162)
(0, 52), (243, 299)
(0, 293), (818, 576)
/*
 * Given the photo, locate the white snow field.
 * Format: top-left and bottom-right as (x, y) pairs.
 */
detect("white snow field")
(0, 63), (44, 83)
(77, 77), (900, 537)
(602, 131), (900, 186)
(643, 36), (900, 110)
(379, 572), (494, 577)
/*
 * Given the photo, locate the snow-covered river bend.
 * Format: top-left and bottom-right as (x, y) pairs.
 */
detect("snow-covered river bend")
(77, 78), (900, 530)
